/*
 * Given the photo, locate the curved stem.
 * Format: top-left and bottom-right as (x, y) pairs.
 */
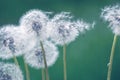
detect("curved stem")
(107, 35), (117, 80)
(24, 60), (30, 80)
(40, 41), (50, 80)
(63, 44), (67, 80)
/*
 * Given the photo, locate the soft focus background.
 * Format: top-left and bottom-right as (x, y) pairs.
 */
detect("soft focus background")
(0, 0), (120, 80)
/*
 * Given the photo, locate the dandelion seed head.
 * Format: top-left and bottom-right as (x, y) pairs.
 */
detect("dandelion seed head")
(101, 4), (120, 35)
(20, 9), (49, 40)
(24, 41), (59, 69)
(0, 25), (36, 59)
(47, 12), (79, 45)
(0, 62), (23, 80)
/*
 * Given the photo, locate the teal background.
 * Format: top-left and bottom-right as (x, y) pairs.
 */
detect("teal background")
(0, 0), (120, 80)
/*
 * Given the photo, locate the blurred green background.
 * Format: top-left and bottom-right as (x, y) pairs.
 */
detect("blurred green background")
(0, 0), (120, 80)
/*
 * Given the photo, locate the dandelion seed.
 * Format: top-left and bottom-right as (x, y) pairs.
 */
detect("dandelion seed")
(0, 62), (23, 80)
(107, 63), (110, 67)
(74, 20), (95, 34)
(101, 4), (120, 35)
(0, 25), (35, 59)
(51, 12), (73, 21)
(19, 9), (49, 40)
(24, 41), (59, 69)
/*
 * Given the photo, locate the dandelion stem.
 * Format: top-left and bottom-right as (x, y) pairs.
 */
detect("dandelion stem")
(63, 44), (67, 80)
(40, 41), (50, 80)
(24, 59), (30, 80)
(13, 55), (19, 66)
(107, 35), (117, 80)
(42, 69), (45, 80)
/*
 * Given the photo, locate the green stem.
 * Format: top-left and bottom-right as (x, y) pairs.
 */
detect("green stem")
(107, 35), (117, 80)
(24, 60), (30, 80)
(40, 41), (50, 80)
(42, 69), (45, 80)
(13, 55), (19, 66)
(63, 44), (67, 80)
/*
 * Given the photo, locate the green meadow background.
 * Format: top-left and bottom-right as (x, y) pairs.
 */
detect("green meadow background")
(0, 0), (120, 80)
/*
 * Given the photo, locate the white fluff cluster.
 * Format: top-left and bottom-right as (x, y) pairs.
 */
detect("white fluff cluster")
(24, 41), (59, 69)
(51, 12), (73, 21)
(47, 12), (94, 45)
(101, 4), (120, 35)
(0, 25), (35, 59)
(0, 62), (23, 80)
(74, 20), (95, 34)
(47, 20), (79, 45)
(19, 9), (49, 41)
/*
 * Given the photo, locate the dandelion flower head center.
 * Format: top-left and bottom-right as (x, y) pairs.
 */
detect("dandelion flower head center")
(32, 21), (42, 35)
(35, 49), (43, 63)
(58, 24), (70, 38)
(3, 37), (16, 53)
(114, 16), (120, 22)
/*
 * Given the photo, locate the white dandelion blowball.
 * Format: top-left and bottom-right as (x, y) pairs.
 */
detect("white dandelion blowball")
(47, 12), (79, 45)
(0, 62), (23, 80)
(101, 4), (120, 35)
(19, 9), (49, 40)
(0, 25), (35, 59)
(24, 41), (59, 69)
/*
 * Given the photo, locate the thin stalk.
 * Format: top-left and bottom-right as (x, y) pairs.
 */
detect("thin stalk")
(40, 41), (50, 80)
(13, 54), (19, 66)
(63, 44), (67, 80)
(42, 69), (45, 80)
(24, 60), (30, 80)
(107, 35), (117, 80)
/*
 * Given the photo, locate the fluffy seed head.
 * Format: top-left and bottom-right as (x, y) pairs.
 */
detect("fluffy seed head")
(24, 41), (59, 69)
(0, 25), (35, 59)
(101, 4), (120, 35)
(19, 9), (49, 40)
(47, 12), (79, 45)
